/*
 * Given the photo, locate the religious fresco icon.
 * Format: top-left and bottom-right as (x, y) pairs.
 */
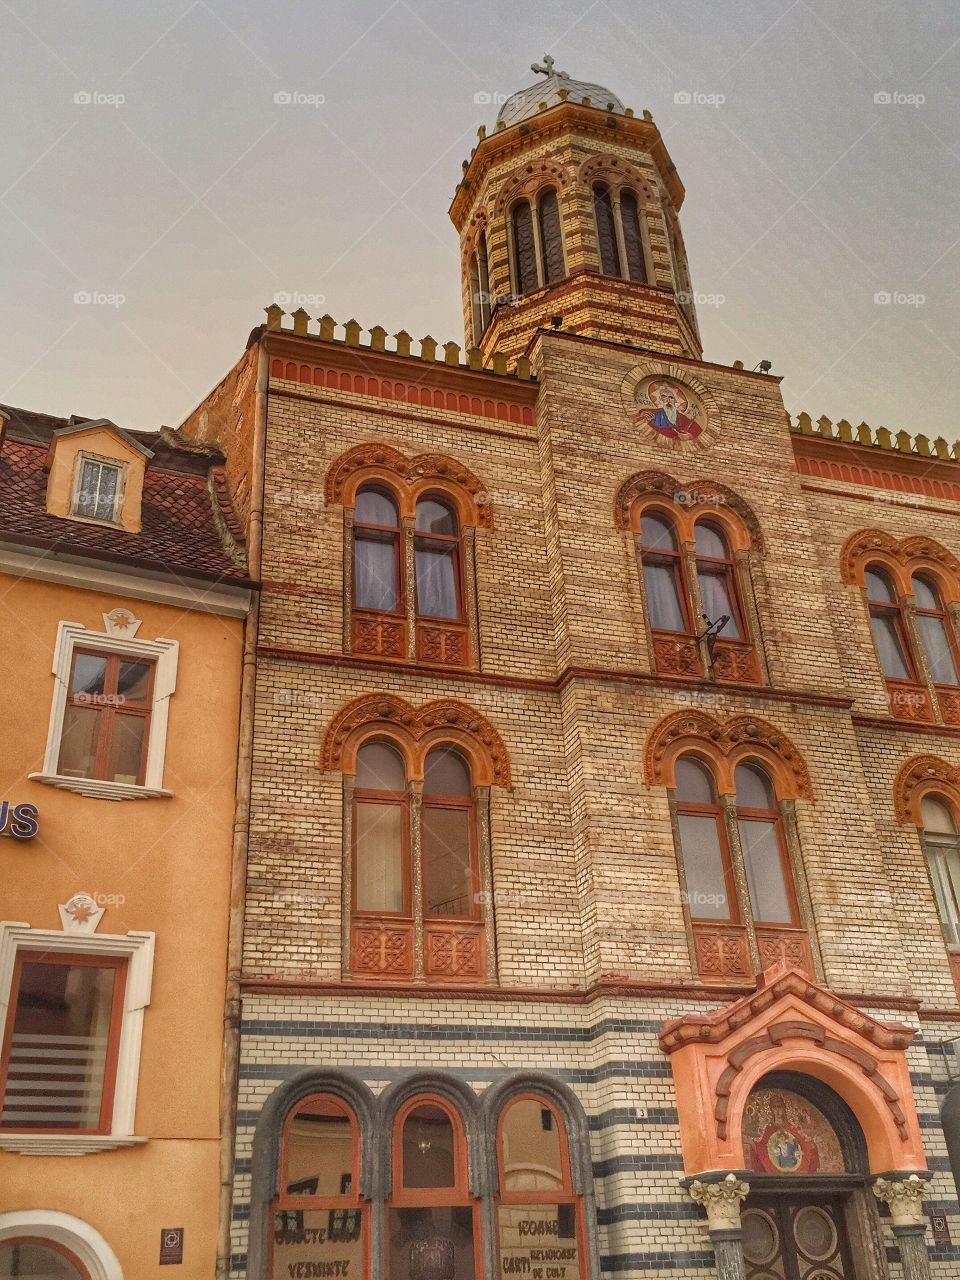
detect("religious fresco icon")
(742, 1088), (845, 1176)
(635, 378), (704, 442)
(620, 365), (719, 450)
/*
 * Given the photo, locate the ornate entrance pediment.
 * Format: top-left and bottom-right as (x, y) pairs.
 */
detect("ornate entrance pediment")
(660, 963), (926, 1176)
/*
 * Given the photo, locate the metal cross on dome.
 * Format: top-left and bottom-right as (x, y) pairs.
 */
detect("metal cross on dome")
(531, 53), (568, 78)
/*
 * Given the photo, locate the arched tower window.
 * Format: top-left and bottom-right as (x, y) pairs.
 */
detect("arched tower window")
(271, 1094), (366, 1277)
(537, 188), (565, 286)
(389, 1097), (479, 1276)
(865, 565), (916, 682)
(469, 233), (491, 345)
(592, 183), (621, 277)
(921, 794), (960, 948)
(639, 510), (689, 634)
(414, 498), (462, 622)
(619, 188), (647, 283)
(511, 200), (539, 295)
(495, 1095), (585, 1272)
(913, 574), (960, 687)
(353, 487), (402, 614)
(695, 521), (743, 639)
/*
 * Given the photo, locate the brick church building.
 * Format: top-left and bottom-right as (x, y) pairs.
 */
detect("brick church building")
(183, 59), (960, 1280)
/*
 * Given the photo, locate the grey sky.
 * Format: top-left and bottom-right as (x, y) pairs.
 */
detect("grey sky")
(1, 0), (958, 438)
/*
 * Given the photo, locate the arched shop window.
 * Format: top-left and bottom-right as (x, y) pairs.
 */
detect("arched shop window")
(270, 1094), (367, 1279)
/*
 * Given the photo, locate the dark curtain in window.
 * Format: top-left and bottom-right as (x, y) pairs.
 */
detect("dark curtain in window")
(511, 202), (539, 294)
(620, 189), (647, 283)
(593, 184), (621, 277)
(537, 189), (564, 285)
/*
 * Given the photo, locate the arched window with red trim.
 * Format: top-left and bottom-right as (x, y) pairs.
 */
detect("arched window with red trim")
(388, 1097), (480, 1278)
(495, 1094), (586, 1275)
(675, 755), (736, 927)
(913, 574), (960, 688)
(354, 487), (402, 613)
(640, 510), (689, 634)
(270, 1094), (367, 1278)
(349, 740), (485, 984)
(865, 565), (916, 682)
(695, 520), (743, 640)
(415, 499), (462, 622)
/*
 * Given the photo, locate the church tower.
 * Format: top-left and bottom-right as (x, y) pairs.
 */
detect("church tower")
(450, 55), (702, 362)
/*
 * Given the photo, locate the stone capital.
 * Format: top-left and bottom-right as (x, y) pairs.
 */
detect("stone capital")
(688, 1172), (751, 1232)
(873, 1173), (930, 1228)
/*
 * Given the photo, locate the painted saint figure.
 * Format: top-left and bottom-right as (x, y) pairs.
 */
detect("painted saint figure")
(637, 379), (703, 441)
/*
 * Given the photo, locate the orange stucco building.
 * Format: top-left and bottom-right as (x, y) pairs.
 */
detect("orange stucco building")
(0, 406), (253, 1279)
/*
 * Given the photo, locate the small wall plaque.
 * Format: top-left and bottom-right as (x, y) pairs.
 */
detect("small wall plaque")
(931, 1213), (952, 1245)
(160, 1227), (184, 1265)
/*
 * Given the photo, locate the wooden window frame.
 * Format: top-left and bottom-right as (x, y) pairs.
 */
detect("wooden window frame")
(866, 567), (920, 682)
(421, 773), (481, 924)
(639, 510), (695, 637)
(865, 563), (934, 722)
(495, 1094), (587, 1280)
(413, 500), (465, 626)
(0, 1236), (92, 1278)
(913, 573), (960, 689)
(694, 521), (747, 640)
(352, 758), (412, 922)
(0, 951), (128, 1136)
(735, 801), (800, 929)
(393, 1095), (471, 1207)
(70, 452), (125, 525)
(57, 648), (155, 787)
(271, 1095), (369, 1280)
(675, 766), (741, 928)
(353, 488), (405, 618)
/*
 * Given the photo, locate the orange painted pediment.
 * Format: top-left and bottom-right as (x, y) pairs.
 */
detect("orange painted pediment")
(660, 964), (925, 1176)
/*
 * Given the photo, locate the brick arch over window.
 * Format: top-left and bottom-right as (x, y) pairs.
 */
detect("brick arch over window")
(493, 162), (572, 219)
(840, 528), (960, 597)
(325, 442), (492, 529)
(614, 468), (765, 552)
(644, 709), (813, 800)
(893, 754), (960, 825)
(321, 693), (511, 789)
(577, 154), (656, 203)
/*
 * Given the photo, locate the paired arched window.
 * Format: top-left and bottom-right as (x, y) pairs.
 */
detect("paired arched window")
(592, 183), (649, 283)
(862, 563), (960, 723)
(468, 232), (491, 344)
(636, 505), (759, 683)
(262, 1084), (591, 1280)
(673, 754), (808, 981)
(351, 486), (470, 667)
(351, 741), (484, 981)
(509, 189), (566, 295)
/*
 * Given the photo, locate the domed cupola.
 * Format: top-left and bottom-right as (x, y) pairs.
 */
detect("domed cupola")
(450, 56), (702, 364)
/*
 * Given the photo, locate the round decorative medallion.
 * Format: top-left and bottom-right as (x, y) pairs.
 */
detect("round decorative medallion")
(620, 364), (720, 451)
(742, 1208), (779, 1264)
(794, 1205), (838, 1262)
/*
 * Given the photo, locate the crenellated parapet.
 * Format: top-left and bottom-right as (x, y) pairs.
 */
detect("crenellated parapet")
(262, 305), (534, 381)
(791, 411), (959, 462)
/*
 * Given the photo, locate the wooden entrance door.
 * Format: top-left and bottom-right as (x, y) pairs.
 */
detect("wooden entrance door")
(742, 1196), (856, 1279)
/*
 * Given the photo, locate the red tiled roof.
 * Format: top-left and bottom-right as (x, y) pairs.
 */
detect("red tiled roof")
(0, 408), (250, 584)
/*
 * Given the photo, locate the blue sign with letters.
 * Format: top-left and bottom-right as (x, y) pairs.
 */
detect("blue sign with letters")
(0, 802), (39, 839)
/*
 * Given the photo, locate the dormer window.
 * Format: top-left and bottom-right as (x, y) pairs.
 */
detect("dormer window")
(72, 455), (124, 523)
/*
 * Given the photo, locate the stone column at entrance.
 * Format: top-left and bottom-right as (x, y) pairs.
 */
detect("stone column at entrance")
(873, 1174), (932, 1280)
(687, 1172), (750, 1279)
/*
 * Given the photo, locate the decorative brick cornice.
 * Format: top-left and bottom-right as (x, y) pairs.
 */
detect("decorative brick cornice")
(644, 709), (813, 800)
(320, 692), (511, 789)
(893, 753), (960, 824)
(324, 442), (493, 529)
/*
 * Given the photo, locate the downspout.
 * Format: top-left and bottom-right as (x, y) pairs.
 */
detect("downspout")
(217, 335), (268, 1279)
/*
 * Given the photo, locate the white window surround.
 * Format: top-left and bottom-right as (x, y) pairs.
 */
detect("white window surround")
(0, 1209), (123, 1279)
(0, 921), (155, 1155)
(29, 620), (178, 800)
(70, 452), (126, 526)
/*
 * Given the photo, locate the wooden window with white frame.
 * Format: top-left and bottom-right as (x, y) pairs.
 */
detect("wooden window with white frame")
(71, 454), (124, 524)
